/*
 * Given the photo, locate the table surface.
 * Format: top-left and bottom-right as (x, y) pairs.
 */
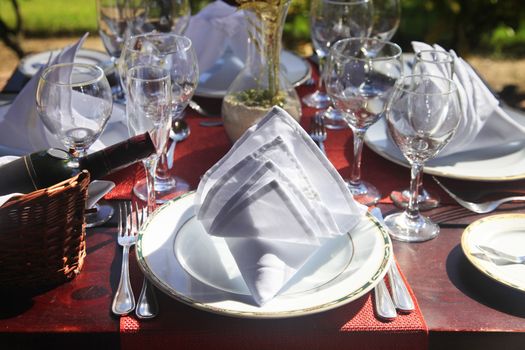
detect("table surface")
(2, 63), (525, 350)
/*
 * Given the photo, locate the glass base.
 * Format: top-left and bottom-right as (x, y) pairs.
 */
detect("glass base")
(390, 188), (440, 211)
(384, 211), (439, 242)
(133, 176), (190, 204)
(85, 201), (114, 228)
(346, 180), (381, 206)
(322, 107), (347, 130)
(302, 90), (331, 109)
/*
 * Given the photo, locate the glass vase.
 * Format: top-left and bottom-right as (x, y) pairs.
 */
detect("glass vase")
(222, 0), (301, 142)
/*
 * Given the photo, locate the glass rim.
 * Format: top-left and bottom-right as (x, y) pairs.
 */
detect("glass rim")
(127, 65), (171, 83)
(395, 74), (458, 95)
(124, 31), (193, 54)
(323, 0), (370, 5)
(415, 50), (454, 64)
(40, 62), (105, 87)
(330, 37), (402, 61)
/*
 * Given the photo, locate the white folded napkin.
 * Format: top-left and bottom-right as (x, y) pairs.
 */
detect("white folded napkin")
(184, 0), (248, 72)
(195, 106), (367, 306)
(0, 33), (128, 157)
(411, 41), (525, 157)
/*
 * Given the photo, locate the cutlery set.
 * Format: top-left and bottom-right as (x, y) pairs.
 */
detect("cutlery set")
(112, 201), (157, 319)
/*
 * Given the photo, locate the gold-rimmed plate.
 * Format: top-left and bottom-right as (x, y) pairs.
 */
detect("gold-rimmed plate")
(461, 213), (525, 292)
(136, 192), (392, 319)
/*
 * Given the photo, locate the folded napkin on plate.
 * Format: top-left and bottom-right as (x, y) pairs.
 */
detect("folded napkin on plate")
(0, 33), (127, 156)
(184, 0), (247, 72)
(411, 41), (525, 157)
(0, 155), (115, 208)
(195, 106), (367, 306)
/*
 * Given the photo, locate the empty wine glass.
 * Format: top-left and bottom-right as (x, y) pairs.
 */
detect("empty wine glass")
(96, 0), (145, 101)
(325, 37), (402, 205)
(126, 65), (172, 212)
(133, 0), (190, 35)
(36, 62), (114, 226)
(305, 0), (373, 129)
(390, 50), (454, 210)
(384, 74), (461, 242)
(120, 33), (199, 203)
(369, 0), (401, 41)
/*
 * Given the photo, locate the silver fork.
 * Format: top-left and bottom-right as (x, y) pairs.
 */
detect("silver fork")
(134, 206), (159, 319)
(310, 114), (327, 155)
(111, 202), (137, 316)
(433, 176), (525, 214)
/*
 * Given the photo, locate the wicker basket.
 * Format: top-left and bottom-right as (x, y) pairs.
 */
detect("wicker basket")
(0, 171), (90, 295)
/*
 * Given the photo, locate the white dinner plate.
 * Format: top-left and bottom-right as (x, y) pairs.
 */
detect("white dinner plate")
(461, 214), (525, 292)
(364, 105), (525, 181)
(195, 49), (311, 98)
(136, 192), (392, 319)
(18, 48), (112, 77)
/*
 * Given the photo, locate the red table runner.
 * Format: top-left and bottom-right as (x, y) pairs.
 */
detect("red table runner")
(106, 64), (430, 349)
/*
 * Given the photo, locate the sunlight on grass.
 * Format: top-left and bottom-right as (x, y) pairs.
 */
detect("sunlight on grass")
(1, 0), (97, 36)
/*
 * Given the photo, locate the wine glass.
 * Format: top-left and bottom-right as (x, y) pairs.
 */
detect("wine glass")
(133, 0), (190, 35)
(36, 62), (114, 226)
(369, 0), (401, 41)
(96, 0), (141, 101)
(305, 0), (373, 129)
(126, 65), (172, 213)
(325, 37), (402, 205)
(384, 74), (461, 242)
(119, 33), (199, 203)
(390, 49), (454, 210)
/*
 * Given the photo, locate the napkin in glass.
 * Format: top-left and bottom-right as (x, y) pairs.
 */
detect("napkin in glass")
(184, 0), (248, 73)
(411, 41), (525, 157)
(0, 33), (128, 156)
(195, 106), (367, 306)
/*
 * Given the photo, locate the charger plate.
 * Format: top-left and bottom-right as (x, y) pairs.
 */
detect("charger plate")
(364, 105), (525, 181)
(461, 214), (525, 292)
(136, 192), (392, 319)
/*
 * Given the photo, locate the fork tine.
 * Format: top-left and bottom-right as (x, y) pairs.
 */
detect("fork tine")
(118, 202), (124, 236)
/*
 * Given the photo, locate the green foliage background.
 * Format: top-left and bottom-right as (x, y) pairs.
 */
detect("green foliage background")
(1, 0), (524, 57)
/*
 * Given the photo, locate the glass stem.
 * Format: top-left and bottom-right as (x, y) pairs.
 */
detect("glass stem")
(407, 162), (424, 219)
(142, 156), (158, 214)
(155, 151), (171, 183)
(349, 129), (365, 186)
(316, 56), (326, 91)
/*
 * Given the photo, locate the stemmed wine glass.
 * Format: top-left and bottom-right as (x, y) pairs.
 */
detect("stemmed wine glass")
(325, 37), (402, 205)
(36, 62), (114, 226)
(125, 65), (172, 213)
(390, 50), (455, 210)
(119, 33), (199, 203)
(305, 0), (373, 129)
(384, 74), (461, 242)
(133, 0), (190, 35)
(369, 0), (401, 41)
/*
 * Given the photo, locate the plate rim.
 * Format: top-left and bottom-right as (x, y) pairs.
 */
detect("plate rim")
(18, 48), (111, 77)
(364, 112), (525, 182)
(136, 191), (392, 319)
(194, 50), (312, 98)
(461, 213), (525, 292)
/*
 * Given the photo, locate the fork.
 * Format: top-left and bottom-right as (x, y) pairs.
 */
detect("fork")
(111, 202), (137, 316)
(134, 206), (159, 319)
(433, 176), (525, 214)
(310, 114), (327, 155)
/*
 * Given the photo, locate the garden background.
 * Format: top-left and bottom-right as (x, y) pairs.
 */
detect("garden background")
(1, 0), (524, 109)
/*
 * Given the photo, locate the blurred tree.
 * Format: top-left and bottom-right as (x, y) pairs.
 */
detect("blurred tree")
(0, 0), (24, 58)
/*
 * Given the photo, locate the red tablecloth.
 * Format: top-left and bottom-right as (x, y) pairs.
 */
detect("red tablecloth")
(103, 63), (430, 349)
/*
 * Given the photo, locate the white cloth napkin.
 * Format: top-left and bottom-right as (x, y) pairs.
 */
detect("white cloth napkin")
(411, 41), (525, 157)
(195, 106), (367, 306)
(0, 33), (128, 157)
(184, 0), (248, 72)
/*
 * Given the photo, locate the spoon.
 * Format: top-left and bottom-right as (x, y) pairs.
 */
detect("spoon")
(167, 119), (190, 169)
